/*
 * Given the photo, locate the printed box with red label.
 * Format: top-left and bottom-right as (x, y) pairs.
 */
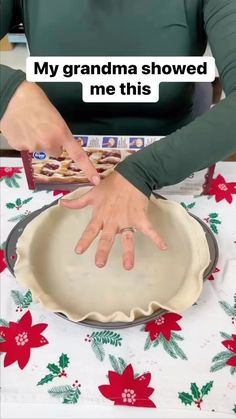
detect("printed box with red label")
(21, 135), (215, 194)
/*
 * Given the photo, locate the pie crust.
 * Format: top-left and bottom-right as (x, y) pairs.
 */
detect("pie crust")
(15, 187), (210, 322)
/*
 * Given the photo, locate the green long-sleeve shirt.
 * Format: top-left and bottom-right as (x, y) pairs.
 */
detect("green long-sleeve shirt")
(1, 0), (236, 195)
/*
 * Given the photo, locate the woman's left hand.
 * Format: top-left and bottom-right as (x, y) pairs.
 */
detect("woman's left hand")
(61, 171), (167, 270)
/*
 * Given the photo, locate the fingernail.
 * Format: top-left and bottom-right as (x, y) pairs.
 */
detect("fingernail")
(125, 264), (133, 271)
(92, 176), (100, 185)
(76, 247), (83, 254)
(161, 243), (167, 250)
(96, 261), (105, 268)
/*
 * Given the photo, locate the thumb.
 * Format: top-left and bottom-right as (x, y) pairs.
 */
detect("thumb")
(63, 134), (100, 186)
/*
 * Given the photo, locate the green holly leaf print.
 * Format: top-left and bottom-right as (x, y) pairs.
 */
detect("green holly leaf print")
(230, 367), (236, 375)
(233, 404), (236, 414)
(209, 213), (218, 218)
(187, 202), (196, 209)
(6, 203), (16, 209)
(219, 301), (236, 317)
(48, 385), (72, 398)
(91, 330), (122, 347)
(63, 388), (81, 404)
(178, 392), (193, 406)
(11, 290), (25, 306)
(210, 219), (221, 224)
(201, 381), (213, 396)
(15, 198), (22, 207)
(22, 197), (33, 205)
(180, 202), (196, 211)
(37, 374), (55, 386)
(59, 353), (70, 369)
(47, 363), (61, 374)
(210, 223), (218, 234)
(91, 340), (105, 362)
(191, 383), (201, 400)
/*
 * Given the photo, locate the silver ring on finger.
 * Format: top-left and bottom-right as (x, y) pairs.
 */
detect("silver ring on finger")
(119, 226), (136, 234)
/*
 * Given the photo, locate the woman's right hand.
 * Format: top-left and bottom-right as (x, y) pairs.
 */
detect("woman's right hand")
(0, 81), (100, 185)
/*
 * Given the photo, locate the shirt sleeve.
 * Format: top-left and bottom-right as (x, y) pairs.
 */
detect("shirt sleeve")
(0, 0), (26, 119)
(116, 0), (236, 197)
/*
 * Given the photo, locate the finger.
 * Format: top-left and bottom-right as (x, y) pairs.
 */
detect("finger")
(60, 191), (92, 209)
(63, 135), (100, 185)
(44, 146), (63, 158)
(75, 219), (101, 254)
(136, 216), (167, 250)
(121, 230), (135, 270)
(95, 225), (117, 268)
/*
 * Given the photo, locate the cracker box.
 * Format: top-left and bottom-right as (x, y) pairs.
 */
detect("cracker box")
(21, 135), (215, 194)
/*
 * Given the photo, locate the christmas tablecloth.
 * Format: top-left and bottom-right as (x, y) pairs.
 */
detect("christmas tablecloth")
(0, 158), (236, 419)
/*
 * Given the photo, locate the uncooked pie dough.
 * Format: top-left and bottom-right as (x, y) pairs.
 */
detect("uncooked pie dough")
(15, 187), (210, 322)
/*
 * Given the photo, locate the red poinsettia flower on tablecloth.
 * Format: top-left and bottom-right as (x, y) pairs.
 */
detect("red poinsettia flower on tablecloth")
(208, 174), (236, 203)
(53, 190), (70, 196)
(0, 167), (22, 179)
(0, 310), (48, 369)
(145, 313), (182, 341)
(208, 267), (220, 281)
(99, 364), (156, 408)
(222, 334), (236, 367)
(0, 248), (7, 273)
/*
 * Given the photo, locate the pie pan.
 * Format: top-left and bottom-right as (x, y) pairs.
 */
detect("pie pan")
(5, 192), (218, 329)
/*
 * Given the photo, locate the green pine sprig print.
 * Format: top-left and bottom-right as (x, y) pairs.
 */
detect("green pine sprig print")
(0, 242), (6, 250)
(143, 331), (187, 360)
(11, 289), (33, 311)
(1, 174), (21, 188)
(109, 355), (127, 374)
(178, 381), (213, 410)
(204, 213), (221, 234)
(181, 202), (196, 211)
(8, 211), (31, 223)
(37, 353), (70, 385)
(48, 382), (81, 404)
(233, 404), (236, 414)
(6, 197), (32, 211)
(85, 331), (122, 362)
(108, 354), (141, 379)
(210, 332), (236, 375)
(0, 319), (9, 346)
(219, 293), (236, 325)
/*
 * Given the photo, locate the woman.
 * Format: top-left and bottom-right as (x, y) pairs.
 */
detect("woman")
(1, 0), (236, 270)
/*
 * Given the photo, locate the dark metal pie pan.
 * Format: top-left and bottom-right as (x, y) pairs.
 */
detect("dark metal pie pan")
(5, 197), (218, 329)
